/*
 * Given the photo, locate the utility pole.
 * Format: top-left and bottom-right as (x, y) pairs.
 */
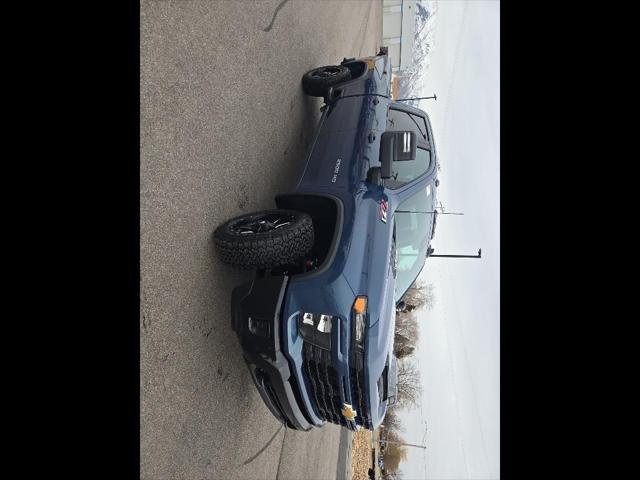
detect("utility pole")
(395, 210), (463, 215)
(381, 440), (426, 450)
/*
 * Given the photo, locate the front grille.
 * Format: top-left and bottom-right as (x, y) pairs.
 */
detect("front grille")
(302, 343), (347, 426)
(350, 351), (373, 429)
(301, 342), (372, 429)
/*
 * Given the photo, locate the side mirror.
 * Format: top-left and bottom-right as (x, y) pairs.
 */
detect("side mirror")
(380, 130), (417, 179)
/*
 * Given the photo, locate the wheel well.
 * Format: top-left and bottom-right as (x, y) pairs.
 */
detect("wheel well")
(326, 60), (368, 102)
(324, 60), (367, 103)
(274, 193), (341, 271)
(341, 60), (367, 80)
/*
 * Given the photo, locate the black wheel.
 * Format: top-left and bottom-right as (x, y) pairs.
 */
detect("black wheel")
(214, 209), (314, 269)
(302, 64), (351, 97)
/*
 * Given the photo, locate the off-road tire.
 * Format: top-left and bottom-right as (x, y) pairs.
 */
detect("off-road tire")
(214, 209), (314, 270)
(302, 64), (352, 97)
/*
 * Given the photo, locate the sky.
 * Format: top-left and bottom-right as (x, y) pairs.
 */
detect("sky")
(397, 1), (500, 479)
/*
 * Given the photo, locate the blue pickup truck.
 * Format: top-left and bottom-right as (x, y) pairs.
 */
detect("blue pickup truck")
(214, 47), (438, 431)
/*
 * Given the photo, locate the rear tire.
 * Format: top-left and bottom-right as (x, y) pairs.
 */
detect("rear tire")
(302, 64), (351, 97)
(214, 209), (314, 269)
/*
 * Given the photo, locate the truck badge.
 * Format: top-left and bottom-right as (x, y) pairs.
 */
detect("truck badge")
(341, 403), (357, 421)
(331, 158), (342, 183)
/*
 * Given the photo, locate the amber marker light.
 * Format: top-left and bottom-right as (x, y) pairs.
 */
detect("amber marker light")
(353, 296), (367, 314)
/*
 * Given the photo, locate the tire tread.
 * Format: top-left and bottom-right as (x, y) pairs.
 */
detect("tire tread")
(214, 210), (314, 269)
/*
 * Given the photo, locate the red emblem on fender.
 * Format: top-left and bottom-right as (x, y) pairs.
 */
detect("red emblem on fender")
(379, 199), (388, 223)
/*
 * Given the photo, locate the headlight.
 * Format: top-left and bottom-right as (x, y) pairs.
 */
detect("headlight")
(302, 312), (314, 326)
(298, 312), (333, 349)
(353, 296), (367, 345)
(317, 314), (333, 333)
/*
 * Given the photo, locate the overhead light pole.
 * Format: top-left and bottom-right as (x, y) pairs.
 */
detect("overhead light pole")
(395, 94), (437, 102)
(397, 203), (480, 259)
(427, 248), (482, 259)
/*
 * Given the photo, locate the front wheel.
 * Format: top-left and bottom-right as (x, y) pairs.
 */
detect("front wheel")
(214, 209), (314, 269)
(302, 64), (351, 97)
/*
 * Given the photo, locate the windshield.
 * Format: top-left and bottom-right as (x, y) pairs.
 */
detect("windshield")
(394, 186), (434, 301)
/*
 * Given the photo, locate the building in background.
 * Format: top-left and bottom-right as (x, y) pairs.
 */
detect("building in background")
(382, 0), (416, 75)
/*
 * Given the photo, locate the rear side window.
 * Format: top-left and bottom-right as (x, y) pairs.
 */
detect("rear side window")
(385, 108), (431, 189)
(387, 108), (428, 141)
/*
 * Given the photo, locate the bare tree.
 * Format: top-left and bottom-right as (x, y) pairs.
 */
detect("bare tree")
(402, 282), (436, 312)
(381, 406), (404, 434)
(395, 310), (420, 340)
(393, 309), (420, 359)
(394, 331), (416, 359)
(382, 472), (400, 480)
(395, 358), (422, 410)
(394, 341), (415, 359)
(381, 429), (408, 474)
(393, 283), (435, 362)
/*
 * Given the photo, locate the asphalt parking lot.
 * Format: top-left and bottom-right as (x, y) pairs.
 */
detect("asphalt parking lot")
(140, 1), (382, 479)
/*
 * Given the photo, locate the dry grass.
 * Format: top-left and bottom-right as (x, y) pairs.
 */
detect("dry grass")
(351, 429), (373, 480)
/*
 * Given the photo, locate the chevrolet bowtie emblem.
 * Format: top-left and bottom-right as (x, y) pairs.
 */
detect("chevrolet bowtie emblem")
(341, 403), (357, 421)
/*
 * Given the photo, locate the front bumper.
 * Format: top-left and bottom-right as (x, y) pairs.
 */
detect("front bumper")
(231, 272), (370, 431)
(231, 274), (317, 430)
